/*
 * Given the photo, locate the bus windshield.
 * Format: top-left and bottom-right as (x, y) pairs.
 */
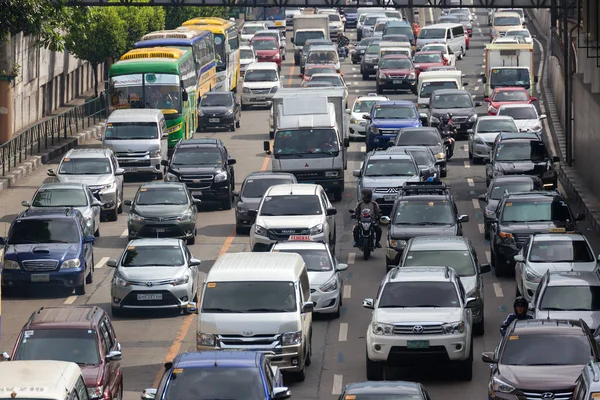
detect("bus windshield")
(213, 33), (227, 71)
(110, 73), (182, 113)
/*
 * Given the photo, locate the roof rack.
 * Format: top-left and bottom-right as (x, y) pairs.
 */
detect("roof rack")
(399, 181), (450, 196)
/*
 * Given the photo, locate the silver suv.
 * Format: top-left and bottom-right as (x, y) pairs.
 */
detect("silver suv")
(48, 148), (124, 221)
(363, 266), (475, 381)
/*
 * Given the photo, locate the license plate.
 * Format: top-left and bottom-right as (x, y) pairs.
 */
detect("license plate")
(255, 97), (266, 101)
(407, 340), (429, 349)
(275, 21), (283, 26)
(31, 274), (50, 282)
(454, 124), (461, 129)
(393, 80), (403, 84)
(191, 191), (203, 196)
(549, 227), (566, 233)
(374, 65), (379, 69)
(384, 195), (395, 201)
(209, 118), (219, 123)
(137, 293), (162, 301)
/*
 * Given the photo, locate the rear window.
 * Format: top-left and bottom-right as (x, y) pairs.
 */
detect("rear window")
(501, 334), (592, 366)
(397, 131), (440, 146)
(419, 28), (446, 39)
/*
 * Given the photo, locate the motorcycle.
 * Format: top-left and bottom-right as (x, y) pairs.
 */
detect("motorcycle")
(337, 45), (348, 60)
(439, 123), (456, 160)
(349, 208), (377, 260)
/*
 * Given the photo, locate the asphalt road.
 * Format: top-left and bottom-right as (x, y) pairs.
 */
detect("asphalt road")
(0, 4), (598, 400)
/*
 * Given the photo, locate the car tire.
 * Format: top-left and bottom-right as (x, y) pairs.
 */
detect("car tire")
(235, 224), (248, 235)
(94, 224), (100, 238)
(118, 190), (123, 214)
(332, 297), (341, 319)
(441, 168), (447, 178)
(474, 314), (485, 336)
(187, 232), (196, 245)
(85, 262), (93, 284)
(269, 131), (274, 139)
(459, 48), (464, 60)
(230, 123), (235, 132)
(366, 351), (384, 381)
(305, 333), (312, 366)
(333, 187), (343, 202)
(484, 223), (490, 240)
(494, 252), (508, 277)
(457, 339), (474, 381)
(362, 72), (369, 80)
(107, 207), (118, 222)
(236, 117), (241, 128)
(75, 280), (86, 296)
(468, 147), (473, 160)
(222, 189), (233, 210)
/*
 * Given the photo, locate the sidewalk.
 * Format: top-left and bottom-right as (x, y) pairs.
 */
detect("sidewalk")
(527, 11), (600, 235)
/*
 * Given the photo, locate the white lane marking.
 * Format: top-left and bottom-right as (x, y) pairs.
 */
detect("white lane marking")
(352, 67), (357, 72)
(485, 251), (491, 263)
(348, 252), (355, 265)
(493, 283), (504, 298)
(332, 375), (344, 395)
(481, 64), (486, 68)
(120, 229), (128, 238)
(472, 199), (480, 209)
(339, 323), (348, 342)
(343, 285), (352, 299)
(354, 89), (360, 93)
(477, 27), (482, 33)
(95, 256), (110, 270)
(474, 86), (480, 91)
(462, 144), (468, 151)
(467, 178), (475, 187)
(464, 161), (471, 168)
(477, 78), (482, 83)
(64, 296), (77, 305)
(476, 22), (480, 26)
(532, 36), (558, 157)
(360, 146), (366, 152)
(478, 223), (485, 234)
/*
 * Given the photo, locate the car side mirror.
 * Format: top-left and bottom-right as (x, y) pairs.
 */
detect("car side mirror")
(481, 76), (487, 84)
(0, 237), (5, 246)
(263, 140), (271, 155)
(189, 258), (202, 267)
(466, 297), (477, 307)
(362, 298), (374, 309)
(481, 352), (497, 363)
(326, 208), (337, 216)
(182, 91), (189, 103)
(343, 138), (350, 148)
(345, 109), (351, 114)
(228, 158), (237, 165)
(552, 156), (560, 163)
(232, 191), (240, 198)
(531, 97), (538, 102)
(302, 301), (314, 313)
(457, 214), (469, 223)
(362, 115), (371, 120)
(124, 200), (132, 206)
(462, 82), (469, 86)
(484, 98), (490, 103)
(107, 259), (118, 268)
(161, 159), (169, 166)
(247, 209), (258, 218)
(475, 101), (482, 107)
(513, 254), (524, 263)
(115, 168), (125, 176)
(480, 264), (491, 274)
(141, 389), (157, 400)
(380, 216), (391, 225)
(21, 201), (31, 207)
(352, 169), (361, 178)
(576, 213), (585, 221)
(193, 198), (202, 205)
(290, 37), (294, 43)
(107, 350), (122, 361)
(336, 263), (348, 271)
(539, 114), (547, 120)
(0, 352), (11, 361)
(83, 235), (95, 244)
(273, 387), (291, 400)
(47, 169), (56, 177)
(467, 129), (474, 134)
(534, 76), (539, 84)
(161, 133), (169, 140)
(478, 194), (487, 202)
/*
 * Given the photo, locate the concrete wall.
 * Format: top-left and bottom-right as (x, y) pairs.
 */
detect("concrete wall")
(0, 32), (105, 136)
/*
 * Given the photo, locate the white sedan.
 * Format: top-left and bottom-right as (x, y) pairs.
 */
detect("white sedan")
(420, 43), (456, 66)
(504, 28), (534, 44)
(306, 73), (348, 99)
(347, 94), (389, 139)
(496, 104), (546, 133)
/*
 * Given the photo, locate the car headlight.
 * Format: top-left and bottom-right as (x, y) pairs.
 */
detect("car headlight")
(171, 275), (190, 286)
(198, 109), (205, 117)
(530, 124), (542, 131)
(224, 109), (233, 115)
(310, 223), (324, 235)
(166, 173), (178, 182)
(281, 330), (302, 345)
(270, 86), (279, 93)
(85, 216), (94, 227)
(214, 171), (228, 183)
(114, 274), (131, 288)
(468, 114), (478, 122)
(273, 53), (280, 59)
(525, 267), (542, 283)
(350, 118), (359, 124)
(319, 276), (338, 293)
(474, 135), (486, 145)
(488, 106), (498, 113)
(378, 71), (386, 79)
(442, 321), (465, 334)
(254, 225), (268, 236)
(179, 210), (194, 221)
(87, 386), (104, 400)
(485, 208), (495, 217)
(217, 75), (226, 82)
(492, 377), (515, 393)
(197, 332), (216, 346)
(2, 259), (20, 270)
(371, 322), (394, 335)
(430, 116), (440, 124)
(388, 239), (407, 249)
(129, 212), (144, 222)
(370, 127), (379, 134)
(237, 204), (248, 214)
(243, 87), (251, 93)
(325, 171), (339, 177)
(466, 288), (481, 302)
(61, 258), (81, 269)
(435, 152), (446, 160)
(102, 182), (115, 190)
(409, 72), (416, 79)
(150, 149), (161, 157)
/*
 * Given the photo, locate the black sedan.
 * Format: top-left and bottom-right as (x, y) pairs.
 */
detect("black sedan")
(198, 92), (241, 132)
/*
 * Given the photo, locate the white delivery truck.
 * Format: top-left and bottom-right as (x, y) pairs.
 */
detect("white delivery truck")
(264, 92), (350, 201)
(482, 43), (537, 97)
(416, 70), (467, 109)
(379, 41), (413, 58)
(292, 14), (330, 65)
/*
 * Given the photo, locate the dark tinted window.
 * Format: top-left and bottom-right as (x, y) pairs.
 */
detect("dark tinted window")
(490, 182), (533, 199)
(494, 141), (546, 162)
(373, 106), (417, 119)
(260, 195), (322, 216)
(122, 245), (185, 267)
(477, 119), (518, 133)
(380, 58), (413, 69)
(404, 250), (476, 276)
(407, 149), (432, 166)
(200, 93), (233, 107)
(14, 329), (100, 365)
(431, 93), (473, 108)
(393, 200), (455, 225)
(252, 39), (277, 50)
(276, 249), (333, 271)
(529, 240), (594, 263)
(32, 188), (88, 207)
(202, 281), (297, 313)
(172, 147), (223, 166)
(397, 131), (441, 146)
(420, 81), (458, 98)
(494, 16), (521, 26)
(501, 199), (571, 223)
(414, 53), (442, 63)
(358, 38), (378, 47)
(498, 106), (538, 120)
(419, 28), (446, 39)
(242, 178), (293, 198)
(59, 158), (111, 175)
(364, 159), (417, 176)
(244, 70), (278, 82)
(105, 122), (158, 140)
(135, 186), (188, 205)
(9, 219), (80, 244)
(379, 282), (460, 308)
(540, 285), (600, 311)
(501, 334), (592, 365)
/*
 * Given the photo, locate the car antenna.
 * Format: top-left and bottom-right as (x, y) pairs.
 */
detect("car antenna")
(547, 309), (551, 320)
(214, 352), (218, 367)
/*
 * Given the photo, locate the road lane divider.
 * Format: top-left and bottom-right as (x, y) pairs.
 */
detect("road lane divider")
(95, 257), (110, 270)
(338, 323), (348, 342)
(472, 199), (480, 209)
(485, 251), (491, 263)
(493, 282), (504, 298)
(467, 178), (475, 187)
(464, 161), (471, 169)
(64, 295), (77, 305)
(332, 374), (344, 395)
(478, 224), (485, 234)
(119, 229), (128, 239)
(343, 285), (352, 299)
(348, 252), (355, 264)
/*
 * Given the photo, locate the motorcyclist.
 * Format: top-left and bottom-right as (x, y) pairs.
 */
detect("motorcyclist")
(353, 189), (383, 248)
(437, 113), (456, 156)
(500, 296), (533, 336)
(336, 32), (350, 57)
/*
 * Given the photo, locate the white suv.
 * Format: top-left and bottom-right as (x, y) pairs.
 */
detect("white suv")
(363, 266), (474, 381)
(249, 184), (337, 252)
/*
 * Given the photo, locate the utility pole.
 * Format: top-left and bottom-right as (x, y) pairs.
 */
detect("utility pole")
(563, 0), (572, 166)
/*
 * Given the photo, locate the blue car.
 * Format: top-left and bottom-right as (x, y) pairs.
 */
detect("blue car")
(343, 9), (358, 29)
(0, 208), (95, 295)
(364, 100), (422, 151)
(143, 351), (291, 400)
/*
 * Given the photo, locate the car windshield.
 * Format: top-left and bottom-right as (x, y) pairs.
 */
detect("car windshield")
(172, 147), (223, 167)
(121, 245), (184, 267)
(276, 249), (333, 271)
(492, 90), (530, 101)
(432, 93), (473, 108)
(384, 27), (414, 41)
(456, 15), (470, 23)
(494, 16), (521, 26)
(260, 194), (322, 216)
(295, 31), (325, 47)
(163, 367), (265, 400)
(202, 281), (297, 313)
(242, 178), (293, 198)
(540, 286), (600, 311)
(375, 23), (386, 32)
(489, 68), (531, 87)
(274, 128), (340, 156)
(135, 187), (188, 206)
(244, 70), (278, 82)
(359, 38), (377, 47)
(397, 131), (440, 146)
(383, 35), (410, 42)
(200, 93), (233, 107)
(8, 219), (80, 244)
(305, 67), (335, 77)
(350, 396), (424, 400)
(501, 199), (572, 223)
(507, 30), (529, 37)
(364, 159), (417, 177)
(310, 75), (343, 86)
(354, 100), (379, 113)
(240, 49), (254, 59)
(252, 39), (277, 50)
(414, 53), (442, 63)
(366, 44), (380, 54)
(498, 107), (538, 120)
(490, 182), (533, 199)
(477, 119), (518, 133)
(378, 282), (460, 308)
(419, 28), (446, 39)
(104, 122), (158, 140)
(423, 45), (446, 52)
(403, 250), (476, 276)
(365, 16), (384, 25)
(501, 334), (592, 365)
(393, 200), (455, 225)
(307, 51), (338, 64)
(32, 188), (88, 207)
(13, 329), (100, 365)
(449, 9), (469, 16)
(406, 149), (431, 166)
(373, 106), (417, 119)
(328, 14), (340, 21)
(242, 25), (263, 34)
(420, 81), (459, 98)
(494, 142), (546, 162)
(380, 58), (412, 69)
(529, 240), (594, 263)
(439, 17), (459, 23)
(58, 158), (111, 175)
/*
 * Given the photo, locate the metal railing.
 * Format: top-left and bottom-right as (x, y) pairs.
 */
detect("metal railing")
(0, 93), (106, 176)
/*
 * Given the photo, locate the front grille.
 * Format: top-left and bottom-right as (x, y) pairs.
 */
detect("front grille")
(21, 259), (59, 271)
(179, 175), (213, 190)
(291, 170), (325, 181)
(138, 225), (184, 238)
(128, 278), (173, 286)
(451, 116), (468, 123)
(393, 324), (444, 335)
(218, 334), (282, 351)
(117, 160), (151, 167)
(521, 390), (573, 400)
(388, 75), (407, 79)
(121, 290), (180, 307)
(143, 216), (179, 222)
(251, 88), (271, 94)
(116, 151), (149, 158)
(374, 187), (399, 194)
(267, 228), (310, 241)
(378, 129), (398, 135)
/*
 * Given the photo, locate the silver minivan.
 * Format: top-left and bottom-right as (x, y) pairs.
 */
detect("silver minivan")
(102, 109), (168, 179)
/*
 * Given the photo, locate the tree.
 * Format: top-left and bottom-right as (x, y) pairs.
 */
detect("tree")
(114, 6), (166, 50)
(65, 7), (127, 97)
(164, 7), (228, 30)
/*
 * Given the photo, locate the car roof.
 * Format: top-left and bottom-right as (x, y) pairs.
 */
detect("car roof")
(127, 238), (183, 247)
(38, 183), (87, 190)
(375, 100), (415, 107)
(512, 319), (588, 336)
(493, 87), (528, 92)
(178, 138), (224, 147)
(498, 103), (536, 110)
(64, 148), (112, 158)
(388, 266), (457, 282)
(24, 306), (105, 330)
(240, 45), (253, 51)
(203, 91), (233, 96)
(431, 88), (470, 95)
(345, 381), (421, 395)
(477, 115), (517, 122)
(245, 62), (279, 70)
(208, 252), (305, 282)
(0, 361), (83, 397)
(494, 12), (522, 18)
(381, 54), (411, 59)
(547, 271), (600, 287)
(306, 65), (336, 70)
(174, 351), (260, 369)
(245, 172), (296, 180)
(399, 127), (440, 134)
(311, 73), (342, 78)
(310, 45), (337, 51)
(356, 95), (388, 102)
(408, 236), (469, 251)
(415, 50), (441, 54)
(503, 191), (562, 201)
(532, 233), (587, 242)
(368, 150), (412, 160)
(498, 132), (540, 141)
(17, 208), (83, 220)
(266, 183), (320, 196)
(108, 109), (163, 122)
(139, 182), (187, 190)
(272, 241), (328, 250)
(491, 175), (539, 184)
(251, 36), (276, 41)
(387, 145), (430, 153)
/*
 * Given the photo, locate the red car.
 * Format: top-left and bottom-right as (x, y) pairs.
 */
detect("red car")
(465, 33), (470, 50)
(484, 87), (537, 115)
(301, 65), (339, 82)
(376, 54), (417, 94)
(412, 50), (447, 77)
(251, 37), (281, 68)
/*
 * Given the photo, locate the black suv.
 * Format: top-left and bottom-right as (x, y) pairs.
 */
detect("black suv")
(392, 127), (447, 177)
(383, 182), (469, 267)
(486, 132), (560, 188)
(198, 92), (241, 132)
(426, 89), (481, 136)
(162, 138), (237, 210)
(489, 191), (584, 276)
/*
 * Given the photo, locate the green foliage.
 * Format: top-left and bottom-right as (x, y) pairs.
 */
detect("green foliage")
(164, 7), (228, 30)
(114, 6), (165, 51)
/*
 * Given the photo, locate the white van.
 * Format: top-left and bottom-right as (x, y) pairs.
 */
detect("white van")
(0, 360), (89, 400)
(197, 252), (313, 381)
(241, 62), (283, 109)
(102, 109), (168, 178)
(417, 70), (466, 108)
(416, 23), (467, 59)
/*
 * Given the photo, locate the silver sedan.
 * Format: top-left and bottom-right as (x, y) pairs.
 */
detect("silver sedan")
(468, 116), (519, 163)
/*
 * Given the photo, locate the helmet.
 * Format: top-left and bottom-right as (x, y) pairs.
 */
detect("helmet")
(513, 296), (528, 311)
(441, 113), (451, 124)
(361, 188), (373, 202)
